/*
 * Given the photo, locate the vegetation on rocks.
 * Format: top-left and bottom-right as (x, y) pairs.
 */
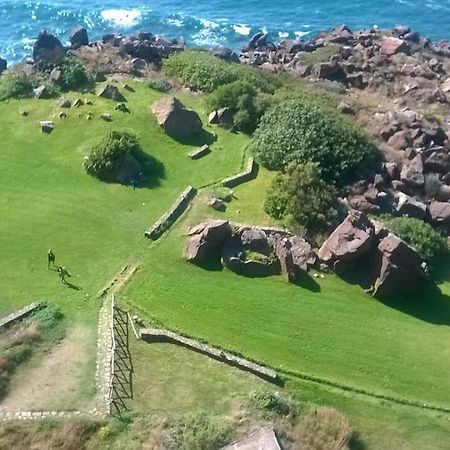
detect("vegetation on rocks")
(381, 215), (448, 266)
(57, 57), (91, 91)
(253, 98), (375, 184)
(207, 80), (273, 133)
(264, 162), (338, 235)
(163, 50), (279, 93)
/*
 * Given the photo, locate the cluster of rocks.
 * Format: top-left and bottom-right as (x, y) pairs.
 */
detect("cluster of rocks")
(318, 211), (426, 298)
(185, 214), (427, 298)
(347, 107), (450, 232)
(238, 25), (450, 106)
(152, 96), (203, 139)
(185, 219), (315, 281)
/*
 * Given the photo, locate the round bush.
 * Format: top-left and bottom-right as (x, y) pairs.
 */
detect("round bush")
(58, 57), (90, 91)
(381, 216), (448, 266)
(0, 73), (33, 101)
(253, 99), (375, 184)
(84, 131), (145, 182)
(264, 162), (338, 235)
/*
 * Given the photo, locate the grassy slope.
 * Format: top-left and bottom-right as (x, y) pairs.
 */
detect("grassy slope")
(0, 80), (248, 407)
(122, 172), (450, 447)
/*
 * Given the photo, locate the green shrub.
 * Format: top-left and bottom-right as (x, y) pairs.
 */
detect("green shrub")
(265, 162), (338, 235)
(381, 215), (448, 266)
(172, 413), (231, 450)
(207, 81), (273, 133)
(31, 303), (63, 330)
(298, 43), (341, 66)
(163, 50), (279, 93)
(0, 73), (33, 100)
(58, 57), (90, 91)
(84, 131), (160, 183)
(251, 389), (297, 417)
(253, 98), (375, 184)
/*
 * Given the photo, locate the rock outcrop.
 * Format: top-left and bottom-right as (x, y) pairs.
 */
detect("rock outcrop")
(185, 221), (316, 282)
(97, 84), (126, 101)
(152, 96), (202, 138)
(185, 220), (232, 263)
(318, 212), (425, 298)
(33, 31), (65, 67)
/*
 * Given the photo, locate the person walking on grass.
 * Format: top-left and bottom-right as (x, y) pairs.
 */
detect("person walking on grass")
(47, 249), (56, 269)
(58, 266), (71, 284)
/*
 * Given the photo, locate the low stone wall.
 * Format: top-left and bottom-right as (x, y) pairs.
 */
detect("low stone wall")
(0, 302), (44, 330)
(222, 157), (256, 188)
(140, 327), (279, 383)
(145, 186), (197, 240)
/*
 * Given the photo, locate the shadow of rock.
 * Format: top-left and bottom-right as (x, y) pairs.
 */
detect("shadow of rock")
(173, 128), (217, 146)
(292, 270), (321, 292)
(377, 282), (450, 325)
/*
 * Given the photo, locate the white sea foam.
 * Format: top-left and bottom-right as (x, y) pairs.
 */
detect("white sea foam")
(294, 31), (310, 38)
(166, 18), (184, 28)
(233, 24), (251, 36)
(198, 18), (220, 29)
(278, 31), (289, 38)
(101, 9), (142, 27)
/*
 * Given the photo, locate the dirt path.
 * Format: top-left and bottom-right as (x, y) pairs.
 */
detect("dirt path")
(0, 325), (93, 412)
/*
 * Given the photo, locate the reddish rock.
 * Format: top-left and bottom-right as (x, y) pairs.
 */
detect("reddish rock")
(428, 201), (450, 224)
(380, 37), (410, 56)
(152, 96), (202, 138)
(388, 130), (412, 150)
(349, 195), (380, 214)
(185, 220), (232, 263)
(372, 234), (423, 298)
(318, 211), (374, 268)
(400, 155), (424, 188)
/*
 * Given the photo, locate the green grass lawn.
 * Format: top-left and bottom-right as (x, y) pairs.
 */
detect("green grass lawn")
(129, 338), (269, 416)
(121, 172), (450, 447)
(0, 79), (248, 407)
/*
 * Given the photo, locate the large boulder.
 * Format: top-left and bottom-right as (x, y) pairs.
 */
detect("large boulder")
(425, 151), (450, 173)
(396, 193), (427, 219)
(185, 220), (232, 264)
(318, 211), (374, 272)
(428, 201), (450, 224)
(400, 155), (424, 188)
(274, 235), (316, 282)
(379, 37), (410, 56)
(33, 31), (65, 67)
(152, 96), (202, 139)
(70, 27), (89, 47)
(372, 234), (423, 298)
(98, 84), (126, 101)
(0, 57), (6, 73)
(208, 107), (234, 129)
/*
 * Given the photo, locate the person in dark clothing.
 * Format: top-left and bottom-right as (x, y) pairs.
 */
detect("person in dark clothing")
(48, 249), (55, 269)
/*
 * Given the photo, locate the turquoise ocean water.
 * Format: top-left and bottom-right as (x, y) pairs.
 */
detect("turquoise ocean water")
(1, 0), (450, 62)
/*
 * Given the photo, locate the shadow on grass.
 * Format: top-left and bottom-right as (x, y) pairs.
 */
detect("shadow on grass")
(335, 265), (450, 325)
(65, 282), (81, 291)
(292, 270), (321, 292)
(377, 282), (450, 326)
(138, 155), (166, 189)
(170, 129), (217, 146)
(349, 432), (367, 450)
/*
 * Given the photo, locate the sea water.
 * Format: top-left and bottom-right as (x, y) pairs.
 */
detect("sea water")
(0, 0), (450, 63)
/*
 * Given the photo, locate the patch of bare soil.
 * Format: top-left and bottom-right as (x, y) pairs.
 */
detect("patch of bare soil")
(0, 325), (92, 411)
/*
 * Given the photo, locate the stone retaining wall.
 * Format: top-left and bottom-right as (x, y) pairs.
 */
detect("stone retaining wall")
(222, 157), (256, 188)
(140, 327), (279, 383)
(0, 302), (44, 330)
(145, 186), (197, 240)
